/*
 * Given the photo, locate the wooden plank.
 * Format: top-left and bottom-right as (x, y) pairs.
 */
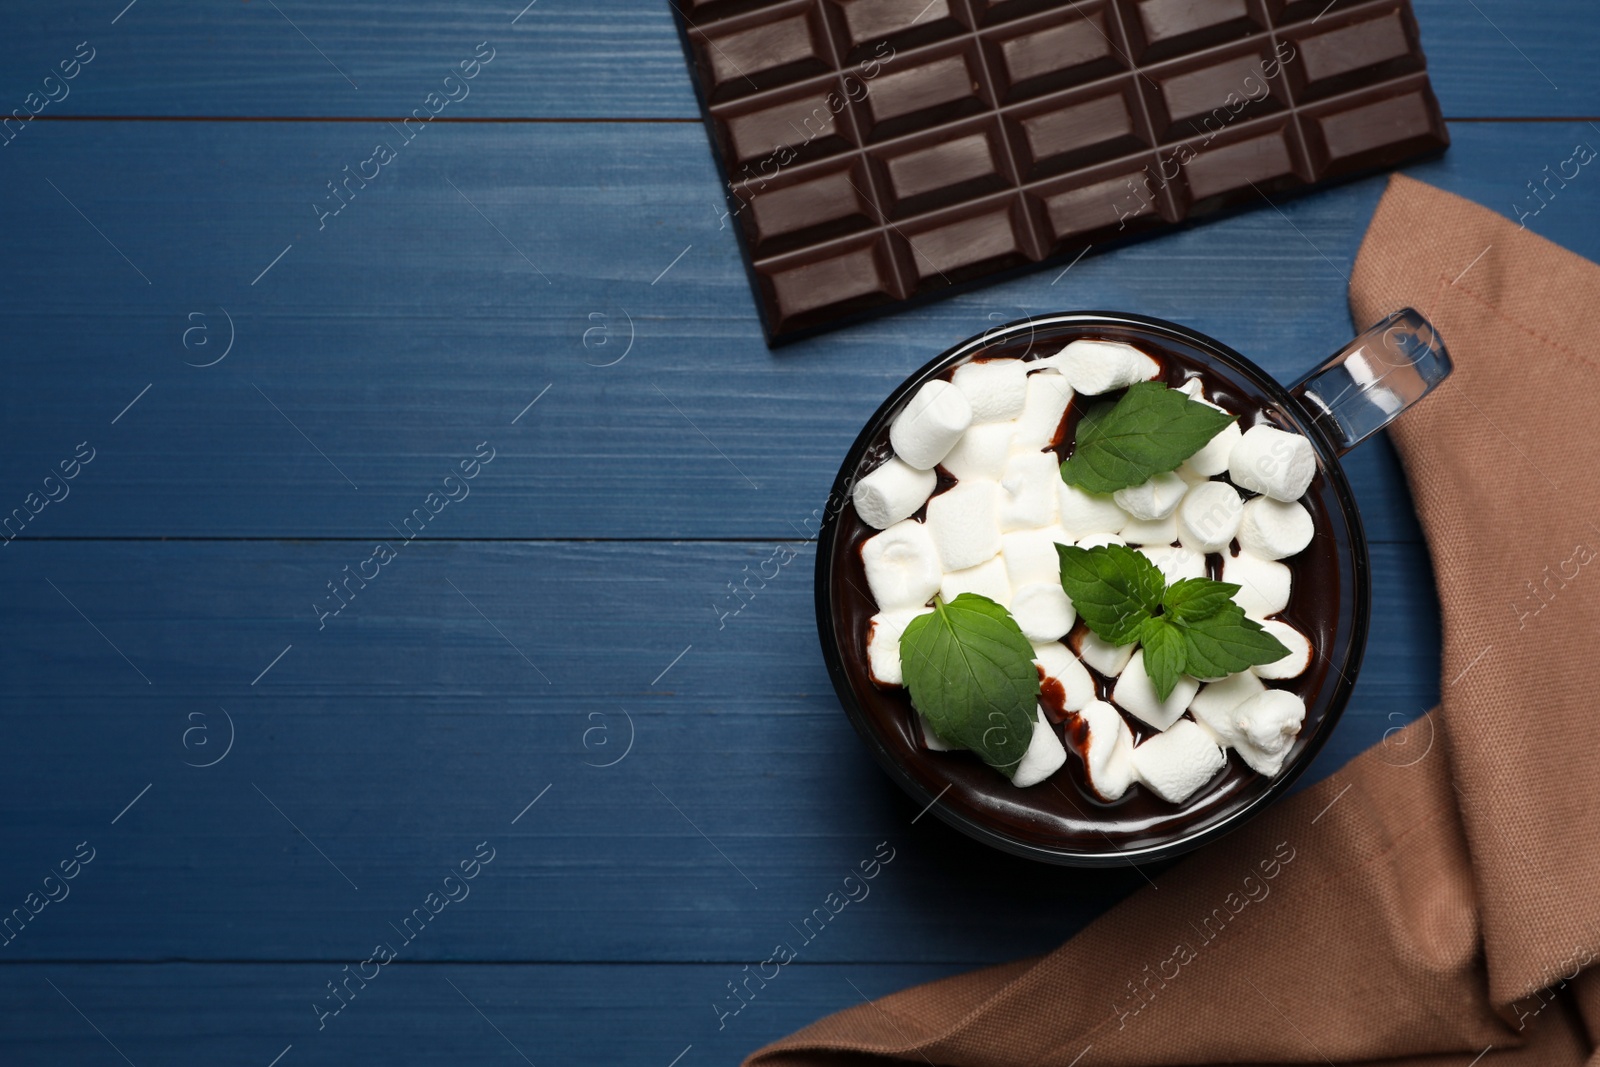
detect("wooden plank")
(0, 539), (1437, 963)
(0, 962), (968, 1066)
(4, 120), (1591, 542)
(0, 1), (1592, 119)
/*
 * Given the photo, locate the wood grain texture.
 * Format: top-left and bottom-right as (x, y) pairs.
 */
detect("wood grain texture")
(3, 121), (1596, 541)
(0, 963), (967, 1067)
(0, 540), (1436, 963)
(0, 0), (1592, 119)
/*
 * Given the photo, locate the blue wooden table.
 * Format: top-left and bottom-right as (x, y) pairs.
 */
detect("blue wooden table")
(0, 3), (1593, 1063)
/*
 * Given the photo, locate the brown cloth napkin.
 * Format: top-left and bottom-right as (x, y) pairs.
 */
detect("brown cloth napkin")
(749, 174), (1600, 1067)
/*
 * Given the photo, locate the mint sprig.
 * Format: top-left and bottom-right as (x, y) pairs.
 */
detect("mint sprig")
(1059, 381), (1236, 494)
(899, 594), (1039, 773)
(1053, 542), (1163, 644)
(1055, 545), (1290, 699)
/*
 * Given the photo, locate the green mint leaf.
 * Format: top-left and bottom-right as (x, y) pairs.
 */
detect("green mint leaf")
(1179, 607), (1292, 680)
(1055, 543), (1163, 645)
(1138, 616), (1189, 701)
(1162, 578), (1243, 623)
(1059, 381), (1237, 494)
(899, 594), (1040, 773)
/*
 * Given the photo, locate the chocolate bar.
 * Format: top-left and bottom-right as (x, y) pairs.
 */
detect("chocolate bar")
(669, 0), (1449, 344)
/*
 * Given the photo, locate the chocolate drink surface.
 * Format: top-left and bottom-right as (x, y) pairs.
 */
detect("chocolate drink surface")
(828, 321), (1350, 854)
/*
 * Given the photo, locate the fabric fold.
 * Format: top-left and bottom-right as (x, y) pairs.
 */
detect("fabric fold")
(748, 175), (1600, 1067)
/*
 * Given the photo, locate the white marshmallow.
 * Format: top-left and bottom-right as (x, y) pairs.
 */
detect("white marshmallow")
(1131, 718), (1226, 804)
(997, 449), (1060, 532)
(920, 711), (962, 751)
(1177, 480), (1244, 553)
(1230, 689), (1306, 776)
(890, 379), (973, 470)
(1014, 370), (1073, 448)
(952, 358), (1029, 423)
(864, 607), (932, 686)
(1079, 699), (1136, 801)
(861, 520), (942, 611)
(1237, 496), (1314, 560)
(1011, 708), (1068, 787)
(1253, 619), (1312, 680)
(1181, 421), (1243, 479)
(1120, 513), (1177, 546)
(940, 422), (1017, 481)
(1112, 649), (1200, 731)
(925, 480), (1002, 571)
(1057, 484), (1129, 539)
(1229, 424), (1316, 502)
(939, 554), (1011, 607)
(1114, 471), (1188, 521)
(852, 457), (937, 530)
(1186, 671), (1266, 746)
(1033, 641), (1095, 712)
(1001, 525), (1070, 588)
(1223, 550), (1292, 618)
(1011, 582), (1076, 642)
(1042, 339), (1161, 395)
(1076, 630), (1135, 676)
(1175, 380), (1243, 479)
(1139, 543), (1207, 584)
(1075, 532), (1127, 549)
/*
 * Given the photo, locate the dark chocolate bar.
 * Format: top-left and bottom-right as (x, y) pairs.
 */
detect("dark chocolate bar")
(669, 0), (1449, 344)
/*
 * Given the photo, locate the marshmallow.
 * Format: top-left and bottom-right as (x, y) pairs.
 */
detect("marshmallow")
(940, 554), (1011, 607)
(1139, 543), (1207, 584)
(998, 449), (1060, 532)
(1001, 525), (1070, 588)
(890, 379), (973, 470)
(1131, 718), (1226, 804)
(1014, 370), (1073, 448)
(952, 358), (1029, 423)
(920, 712), (962, 751)
(864, 607), (932, 687)
(1011, 708), (1068, 787)
(925, 480), (1002, 571)
(1120, 513), (1177, 546)
(1177, 480), (1244, 553)
(1042, 339), (1161, 396)
(852, 457), (937, 530)
(1175, 380), (1243, 479)
(1186, 671), (1266, 746)
(1079, 699), (1137, 801)
(1253, 619), (1312, 680)
(1076, 629), (1135, 676)
(1112, 649), (1200, 732)
(1181, 421), (1243, 480)
(1011, 582), (1076, 642)
(1229, 424), (1316, 502)
(861, 520), (942, 610)
(1223, 550), (1292, 618)
(1114, 471), (1188, 521)
(940, 422), (1017, 481)
(1033, 641), (1095, 712)
(1230, 689), (1306, 776)
(1075, 532), (1127, 549)
(1057, 484), (1129, 539)
(1237, 496), (1314, 560)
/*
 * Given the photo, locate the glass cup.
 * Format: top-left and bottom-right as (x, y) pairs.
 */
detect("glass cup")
(815, 310), (1450, 866)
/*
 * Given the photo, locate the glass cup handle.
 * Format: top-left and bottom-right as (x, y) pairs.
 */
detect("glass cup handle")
(1288, 308), (1452, 456)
